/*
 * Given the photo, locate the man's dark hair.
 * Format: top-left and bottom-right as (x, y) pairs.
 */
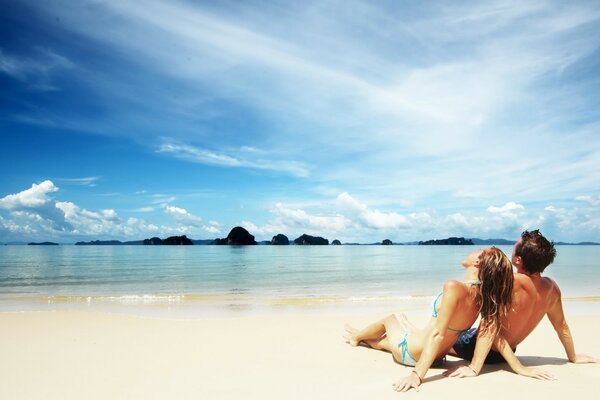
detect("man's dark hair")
(515, 230), (556, 274)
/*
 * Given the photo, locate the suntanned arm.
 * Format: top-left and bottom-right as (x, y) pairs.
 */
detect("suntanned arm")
(446, 323), (555, 380)
(492, 334), (555, 380)
(393, 281), (461, 392)
(467, 323), (495, 374)
(546, 283), (599, 363)
(444, 322), (496, 377)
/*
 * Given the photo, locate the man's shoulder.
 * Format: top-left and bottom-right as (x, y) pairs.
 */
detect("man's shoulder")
(513, 273), (535, 292)
(541, 276), (561, 295)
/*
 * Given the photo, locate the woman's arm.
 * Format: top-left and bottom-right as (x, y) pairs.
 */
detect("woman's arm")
(393, 281), (461, 392)
(444, 322), (497, 378)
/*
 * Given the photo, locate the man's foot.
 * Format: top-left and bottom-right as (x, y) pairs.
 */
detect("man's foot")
(344, 324), (360, 346)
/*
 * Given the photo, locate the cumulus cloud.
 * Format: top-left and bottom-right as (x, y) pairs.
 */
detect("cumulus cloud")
(0, 181), (223, 240)
(164, 205), (203, 226)
(242, 193), (537, 242)
(1, 181), (598, 243)
(0, 180), (58, 210)
(271, 203), (349, 232)
(0, 180), (71, 232)
(164, 204), (222, 235)
(335, 192), (410, 229)
(55, 201), (122, 235)
(487, 202), (525, 214)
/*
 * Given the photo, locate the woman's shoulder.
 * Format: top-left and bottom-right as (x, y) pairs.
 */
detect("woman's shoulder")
(442, 280), (467, 294)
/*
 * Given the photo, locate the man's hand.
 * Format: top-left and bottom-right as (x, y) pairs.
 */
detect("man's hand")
(443, 365), (477, 378)
(518, 367), (556, 381)
(573, 354), (600, 363)
(392, 371), (421, 392)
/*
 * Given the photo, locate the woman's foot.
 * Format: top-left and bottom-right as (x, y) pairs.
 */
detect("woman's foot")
(344, 324), (360, 346)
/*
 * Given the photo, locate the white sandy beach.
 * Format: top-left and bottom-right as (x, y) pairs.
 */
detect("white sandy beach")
(1, 309), (598, 400)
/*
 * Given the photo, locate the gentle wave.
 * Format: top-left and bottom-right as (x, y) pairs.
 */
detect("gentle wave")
(0, 293), (435, 306)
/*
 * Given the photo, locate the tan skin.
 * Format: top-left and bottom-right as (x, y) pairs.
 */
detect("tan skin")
(344, 250), (485, 392)
(445, 238), (599, 380)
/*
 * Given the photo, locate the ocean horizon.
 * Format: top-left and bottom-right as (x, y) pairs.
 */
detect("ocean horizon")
(1, 245), (598, 318)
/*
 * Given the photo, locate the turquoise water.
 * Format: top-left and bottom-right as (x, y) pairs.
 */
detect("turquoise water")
(0, 245), (598, 316)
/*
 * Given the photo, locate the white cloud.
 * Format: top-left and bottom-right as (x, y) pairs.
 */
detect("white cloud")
(164, 204), (222, 235)
(272, 202), (349, 232)
(164, 205), (202, 225)
(55, 201), (123, 234)
(242, 193), (536, 242)
(56, 176), (100, 187)
(335, 192), (410, 230)
(0, 181), (223, 240)
(158, 141), (308, 178)
(487, 202), (525, 214)
(575, 195), (600, 206)
(0, 180), (58, 210)
(150, 195), (176, 204)
(544, 206), (564, 213)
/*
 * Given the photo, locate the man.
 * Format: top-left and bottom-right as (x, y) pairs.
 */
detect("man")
(446, 229), (598, 378)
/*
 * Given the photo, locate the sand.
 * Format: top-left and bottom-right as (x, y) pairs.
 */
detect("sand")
(0, 309), (598, 399)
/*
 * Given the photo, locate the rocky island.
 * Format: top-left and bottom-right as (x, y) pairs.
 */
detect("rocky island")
(214, 227), (257, 245)
(293, 234), (329, 245)
(418, 237), (474, 245)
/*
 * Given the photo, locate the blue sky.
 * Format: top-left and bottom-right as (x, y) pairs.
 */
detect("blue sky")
(1, 0), (600, 243)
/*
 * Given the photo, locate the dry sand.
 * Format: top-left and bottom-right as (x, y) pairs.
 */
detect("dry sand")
(0, 310), (598, 399)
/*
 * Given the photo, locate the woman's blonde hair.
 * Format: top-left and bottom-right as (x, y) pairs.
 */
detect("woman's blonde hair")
(478, 247), (513, 334)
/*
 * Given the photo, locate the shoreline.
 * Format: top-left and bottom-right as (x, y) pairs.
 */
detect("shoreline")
(2, 294), (600, 319)
(6, 294), (598, 320)
(1, 309), (598, 399)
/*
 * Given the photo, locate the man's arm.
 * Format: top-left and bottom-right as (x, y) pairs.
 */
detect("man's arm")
(546, 283), (599, 363)
(493, 334), (555, 380)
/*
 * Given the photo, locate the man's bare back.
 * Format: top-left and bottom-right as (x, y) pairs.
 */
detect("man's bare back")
(501, 272), (560, 347)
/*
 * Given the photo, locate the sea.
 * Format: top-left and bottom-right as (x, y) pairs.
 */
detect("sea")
(1, 245), (598, 318)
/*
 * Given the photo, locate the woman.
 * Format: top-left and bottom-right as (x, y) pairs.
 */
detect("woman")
(344, 247), (514, 391)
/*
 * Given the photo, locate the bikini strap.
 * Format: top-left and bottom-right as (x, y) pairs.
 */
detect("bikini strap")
(432, 292), (443, 317)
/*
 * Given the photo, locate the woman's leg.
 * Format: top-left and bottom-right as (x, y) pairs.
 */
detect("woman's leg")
(345, 315), (406, 358)
(398, 313), (418, 333)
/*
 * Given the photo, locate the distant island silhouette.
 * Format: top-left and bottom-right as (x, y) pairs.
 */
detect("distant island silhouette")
(4, 227), (599, 246)
(418, 237), (473, 245)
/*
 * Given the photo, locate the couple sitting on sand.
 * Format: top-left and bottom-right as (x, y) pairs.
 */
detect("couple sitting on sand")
(345, 230), (598, 392)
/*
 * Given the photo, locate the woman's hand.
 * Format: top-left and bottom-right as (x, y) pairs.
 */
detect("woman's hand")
(392, 371), (421, 392)
(573, 353), (600, 363)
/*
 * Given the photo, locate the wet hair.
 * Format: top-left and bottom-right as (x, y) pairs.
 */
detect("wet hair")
(515, 229), (556, 274)
(478, 247), (514, 333)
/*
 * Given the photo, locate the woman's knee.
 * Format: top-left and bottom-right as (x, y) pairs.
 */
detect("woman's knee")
(382, 314), (397, 325)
